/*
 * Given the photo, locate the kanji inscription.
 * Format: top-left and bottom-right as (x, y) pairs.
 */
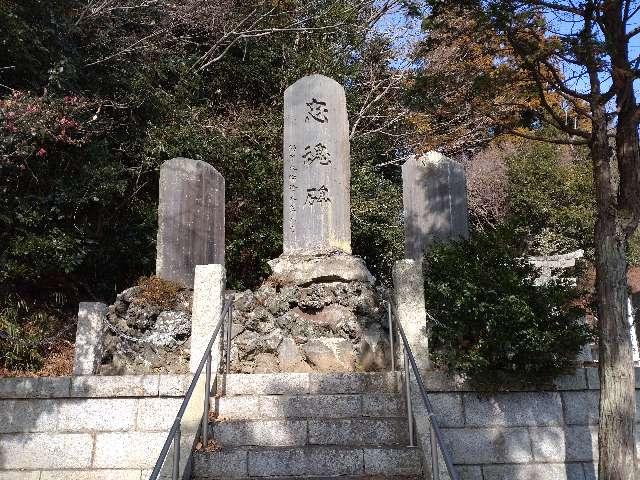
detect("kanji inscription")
(302, 143), (331, 166)
(304, 185), (331, 205)
(305, 98), (328, 123)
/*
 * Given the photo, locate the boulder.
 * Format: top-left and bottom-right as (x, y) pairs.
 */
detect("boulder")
(278, 337), (312, 372)
(303, 337), (355, 372)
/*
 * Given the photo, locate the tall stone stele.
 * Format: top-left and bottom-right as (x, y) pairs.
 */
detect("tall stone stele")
(269, 74), (372, 284)
(156, 157), (225, 288)
(402, 151), (470, 260)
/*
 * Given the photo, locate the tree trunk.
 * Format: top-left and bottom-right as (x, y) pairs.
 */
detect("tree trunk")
(593, 108), (637, 480)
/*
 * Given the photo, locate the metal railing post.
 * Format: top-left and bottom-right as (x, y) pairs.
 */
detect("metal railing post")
(225, 303), (233, 374)
(404, 347), (415, 447)
(431, 423), (440, 480)
(172, 424), (181, 480)
(202, 352), (211, 446)
(386, 301), (395, 372)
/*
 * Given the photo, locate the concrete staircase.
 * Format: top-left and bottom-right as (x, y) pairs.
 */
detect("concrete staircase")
(192, 372), (424, 479)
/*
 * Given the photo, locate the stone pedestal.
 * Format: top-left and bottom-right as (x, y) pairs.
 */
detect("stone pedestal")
(268, 252), (374, 286)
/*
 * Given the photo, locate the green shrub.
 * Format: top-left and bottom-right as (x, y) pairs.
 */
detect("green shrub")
(506, 141), (595, 255)
(424, 229), (593, 387)
(0, 297), (46, 371)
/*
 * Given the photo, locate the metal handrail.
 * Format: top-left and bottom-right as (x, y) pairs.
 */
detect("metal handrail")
(149, 298), (233, 480)
(386, 302), (460, 480)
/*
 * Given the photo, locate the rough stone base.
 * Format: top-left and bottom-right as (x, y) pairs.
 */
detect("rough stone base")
(267, 252), (375, 286)
(99, 285), (193, 375)
(228, 273), (390, 373)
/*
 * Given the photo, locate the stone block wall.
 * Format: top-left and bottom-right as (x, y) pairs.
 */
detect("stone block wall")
(415, 367), (639, 480)
(0, 374), (191, 480)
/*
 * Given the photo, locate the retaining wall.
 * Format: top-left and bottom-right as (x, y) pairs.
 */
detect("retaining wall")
(415, 366), (639, 480)
(0, 374), (191, 480)
(1, 367), (638, 480)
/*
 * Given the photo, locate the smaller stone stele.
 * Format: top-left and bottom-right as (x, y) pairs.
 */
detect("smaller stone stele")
(156, 157), (225, 288)
(402, 151), (469, 260)
(267, 251), (374, 286)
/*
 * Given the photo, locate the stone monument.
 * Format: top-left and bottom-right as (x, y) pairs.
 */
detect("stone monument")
(226, 75), (389, 373)
(156, 157), (225, 288)
(269, 74), (371, 284)
(402, 151), (469, 260)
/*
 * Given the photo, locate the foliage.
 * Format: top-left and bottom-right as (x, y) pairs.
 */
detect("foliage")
(505, 140), (595, 255)
(407, 5), (536, 156)
(0, 294), (72, 371)
(424, 229), (593, 387)
(0, 0), (415, 371)
(134, 276), (184, 310)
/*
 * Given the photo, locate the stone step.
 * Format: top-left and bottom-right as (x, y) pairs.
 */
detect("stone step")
(216, 372), (401, 396)
(213, 393), (405, 420)
(192, 446), (423, 479)
(210, 418), (410, 447)
(192, 476), (421, 480)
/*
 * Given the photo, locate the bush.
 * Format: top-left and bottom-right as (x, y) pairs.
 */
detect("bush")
(424, 229), (593, 387)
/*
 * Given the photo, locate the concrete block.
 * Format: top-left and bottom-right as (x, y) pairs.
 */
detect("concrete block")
(361, 394), (404, 417)
(221, 373), (310, 395)
(40, 470), (143, 480)
(93, 432), (167, 468)
(156, 157), (225, 288)
(585, 368), (599, 390)
(158, 374), (192, 396)
(426, 392), (465, 428)
(392, 259), (430, 369)
(73, 302), (107, 375)
(192, 449), (248, 478)
(420, 369), (471, 392)
(56, 398), (137, 432)
(191, 264), (225, 373)
(554, 370), (587, 390)
(308, 372), (399, 394)
(136, 398), (182, 431)
(70, 375), (159, 398)
(363, 447), (423, 475)
(0, 399), (59, 433)
(482, 462), (586, 480)
(308, 418), (407, 446)
(440, 428), (533, 464)
(445, 465), (484, 480)
(216, 393), (361, 420)
(562, 391), (599, 425)
(0, 377), (70, 399)
(0, 472), (41, 479)
(582, 463), (598, 480)
(213, 419), (307, 447)
(529, 426), (598, 462)
(247, 446), (363, 476)
(0, 432), (93, 469)
(463, 392), (563, 427)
